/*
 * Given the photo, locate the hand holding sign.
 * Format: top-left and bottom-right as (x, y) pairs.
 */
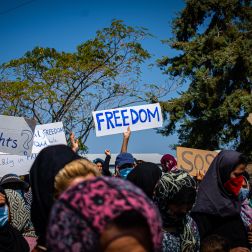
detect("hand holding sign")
(123, 126), (131, 139)
(121, 127), (131, 153)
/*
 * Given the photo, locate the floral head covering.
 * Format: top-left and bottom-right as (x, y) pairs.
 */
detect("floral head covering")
(47, 177), (162, 252)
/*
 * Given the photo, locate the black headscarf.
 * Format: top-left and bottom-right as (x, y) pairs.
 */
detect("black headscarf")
(30, 145), (80, 246)
(192, 150), (245, 217)
(0, 224), (29, 252)
(127, 162), (162, 199)
(0, 174), (29, 191)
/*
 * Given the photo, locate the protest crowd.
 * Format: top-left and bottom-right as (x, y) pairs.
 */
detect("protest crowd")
(0, 125), (252, 252)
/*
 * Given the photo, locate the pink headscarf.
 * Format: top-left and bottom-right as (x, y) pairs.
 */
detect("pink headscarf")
(160, 154), (178, 173)
(47, 177), (162, 252)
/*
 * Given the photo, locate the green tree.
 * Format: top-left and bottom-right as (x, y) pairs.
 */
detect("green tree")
(0, 20), (165, 149)
(158, 0), (252, 158)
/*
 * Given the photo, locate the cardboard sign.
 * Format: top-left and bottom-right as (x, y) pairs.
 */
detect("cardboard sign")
(247, 114), (252, 125)
(93, 103), (163, 137)
(0, 115), (36, 155)
(0, 153), (38, 177)
(177, 147), (218, 176)
(32, 122), (67, 153)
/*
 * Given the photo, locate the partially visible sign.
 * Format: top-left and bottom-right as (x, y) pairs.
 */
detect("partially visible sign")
(0, 115), (36, 155)
(0, 153), (38, 177)
(32, 122), (67, 153)
(247, 114), (252, 125)
(93, 103), (163, 137)
(177, 147), (218, 176)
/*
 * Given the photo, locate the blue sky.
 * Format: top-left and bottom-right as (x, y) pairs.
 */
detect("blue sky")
(0, 0), (186, 155)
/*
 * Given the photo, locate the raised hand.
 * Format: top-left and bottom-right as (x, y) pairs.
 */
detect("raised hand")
(105, 149), (111, 156)
(70, 132), (79, 153)
(123, 126), (131, 139)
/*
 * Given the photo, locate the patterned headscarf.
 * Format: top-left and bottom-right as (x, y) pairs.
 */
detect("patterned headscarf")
(5, 189), (36, 238)
(160, 154), (178, 173)
(153, 170), (196, 252)
(47, 177), (162, 252)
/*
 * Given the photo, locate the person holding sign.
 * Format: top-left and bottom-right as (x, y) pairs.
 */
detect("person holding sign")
(114, 127), (135, 179)
(191, 150), (250, 251)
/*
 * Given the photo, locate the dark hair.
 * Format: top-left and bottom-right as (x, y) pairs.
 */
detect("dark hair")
(119, 163), (134, 170)
(93, 158), (104, 165)
(239, 154), (249, 165)
(111, 210), (152, 251)
(201, 235), (230, 252)
(169, 186), (196, 205)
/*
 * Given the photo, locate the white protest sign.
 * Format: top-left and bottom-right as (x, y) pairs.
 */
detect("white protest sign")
(32, 122), (67, 153)
(0, 115), (36, 155)
(0, 153), (38, 177)
(93, 103), (163, 137)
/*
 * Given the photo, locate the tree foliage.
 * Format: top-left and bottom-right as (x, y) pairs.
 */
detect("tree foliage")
(158, 0), (252, 158)
(0, 20), (166, 149)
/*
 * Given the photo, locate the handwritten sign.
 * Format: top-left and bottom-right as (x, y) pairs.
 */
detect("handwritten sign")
(93, 103), (163, 137)
(247, 114), (252, 125)
(177, 147), (218, 176)
(0, 115), (36, 155)
(32, 122), (67, 153)
(0, 153), (38, 177)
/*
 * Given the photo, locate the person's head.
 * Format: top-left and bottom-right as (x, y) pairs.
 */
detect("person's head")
(127, 162), (162, 199)
(200, 235), (230, 252)
(0, 174), (29, 192)
(216, 151), (249, 198)
(134, 159), (145, 165)
(160, 154), (177, 173)
(54, 159), (99, 198)
(153, 170), (196, 228)
(29, 144), (80, 246)
(115, 152), (135, 179)
(218, 151), (248, 183)
(47, 177), (162, 252)
(93, 158), (105, 173)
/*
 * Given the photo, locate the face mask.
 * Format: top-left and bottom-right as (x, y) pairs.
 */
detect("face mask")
(119, 168), (133, 179)
(0, 205), (8, 227)
(238, 188), (250, 202)
(224, 176), (244, 197)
